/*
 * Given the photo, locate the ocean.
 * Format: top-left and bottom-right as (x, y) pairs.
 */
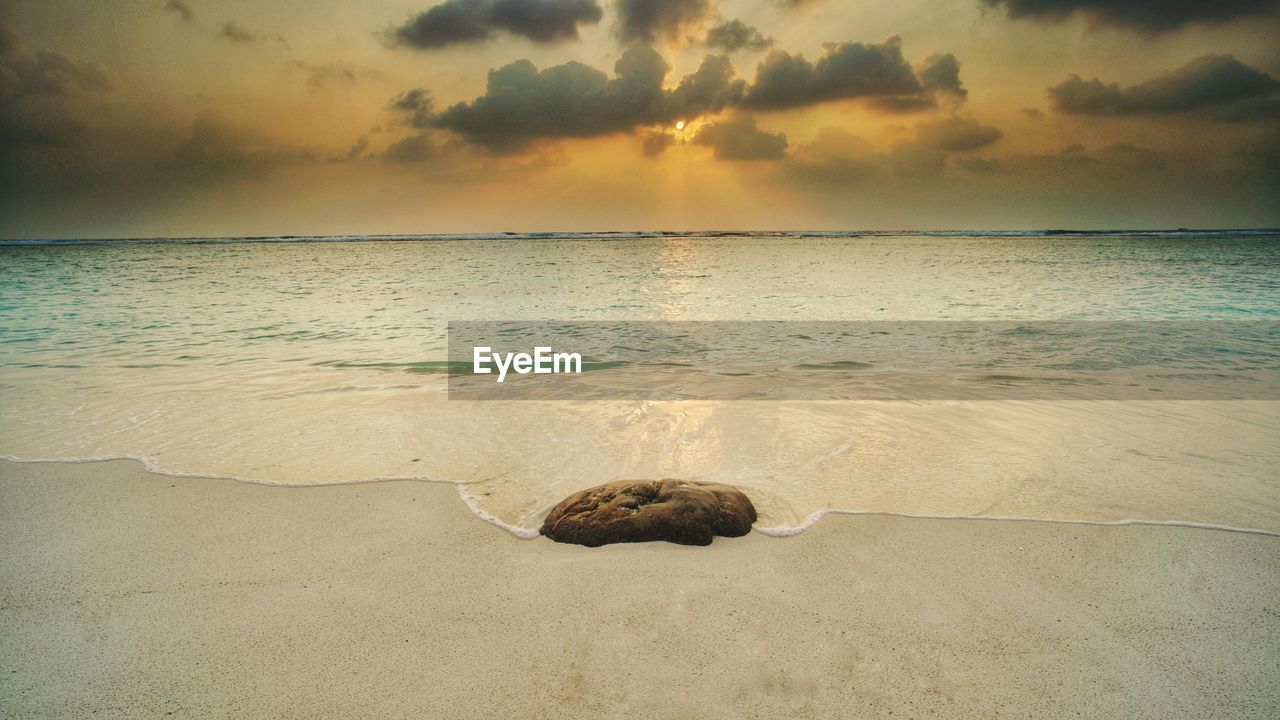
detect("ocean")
(2, 231), (1277, 536)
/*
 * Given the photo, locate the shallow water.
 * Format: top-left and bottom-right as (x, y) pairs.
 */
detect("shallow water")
(2, 233), (1278, 534)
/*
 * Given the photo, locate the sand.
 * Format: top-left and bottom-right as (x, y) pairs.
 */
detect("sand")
(1, 459), (1276, 719)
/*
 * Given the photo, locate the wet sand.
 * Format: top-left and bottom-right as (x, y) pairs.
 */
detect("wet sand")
(1, 459), (1276, 718)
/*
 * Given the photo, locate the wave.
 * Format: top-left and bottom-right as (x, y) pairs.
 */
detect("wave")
(756, 507), (1280, 539)
(4, 454), (1277, 541)
(3, 229), (1279, 246)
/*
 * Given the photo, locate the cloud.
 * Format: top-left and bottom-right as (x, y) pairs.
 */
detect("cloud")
(1020, 106), (1043, 118)
(888, 140), (946, 176)
(641, 129), (674, 156)
(691, 113), (787, 160)
(0, 24), (124, 199)
(1006, 142), (1168, 175)
(914, 116), (1002, 151)
(664, 54), (745, 117)
(915, 53), (965, 100)
(776, 0), (824, 8)
(1048, 54), (1280, 120)
(219, 21), (258, 43)
(163, 110), (312, 180)
(381, 93), (474, 163)
(785, 127), (883, 183)
(704, 20), (771, 52)
(417, 36), (967, 152)
(981, 0), (1280, 33)
(163, 0), (195, 22)
(868, 52), (966, 112)
(338, 134), (371, 162)
(0, 26), (121, 99)
(615, 0), (713, 43)
(741, 37), (954, 111)
(392, 0), (603, 48)
(388, 88), (436, 128)
(783, 126), (954, 184)
(433, 46), (743, 150)
(6, 105), (324, 216)
(0, 51), (121, 98)
(290, 61), (361, 89)
(382, 132), (443, 162)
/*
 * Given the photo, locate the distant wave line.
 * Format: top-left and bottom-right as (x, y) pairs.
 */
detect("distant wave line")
(3, 228), (1280, 246)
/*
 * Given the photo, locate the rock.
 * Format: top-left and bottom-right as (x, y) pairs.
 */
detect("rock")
(540, 479), (757, 547)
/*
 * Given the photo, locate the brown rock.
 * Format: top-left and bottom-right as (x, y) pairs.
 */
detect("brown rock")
(540, 479), (757, 547)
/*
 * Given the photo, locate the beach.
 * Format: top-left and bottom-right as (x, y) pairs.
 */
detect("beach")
(3, 458), (1276, 719)
(4, 0), (1280, 714)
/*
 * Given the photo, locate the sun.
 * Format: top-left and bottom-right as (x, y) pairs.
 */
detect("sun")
(675, 120), (685, 131)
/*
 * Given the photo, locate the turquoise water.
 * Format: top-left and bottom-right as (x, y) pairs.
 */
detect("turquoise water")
(1, 233), (1278, 534)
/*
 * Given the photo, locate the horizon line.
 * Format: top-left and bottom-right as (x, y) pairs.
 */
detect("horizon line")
(4, 228), (1280, 244)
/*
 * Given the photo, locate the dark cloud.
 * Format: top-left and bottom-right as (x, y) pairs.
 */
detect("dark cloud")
(394, 1), (491, 47)
(163, 0), (195, 22)
(704, 20), (771, 52)
(1, 24), (121, 199)
(0, 107), (315, 207)
(0, 50), (121, 98)
(392, 0), (603, 48)
(1020, 106), (1043, 118)
(867, 52), (966, 112)
(382, 132), (443, 162)
(1048, 54), (1280, 121)
(664, 54), (745, 117)
(405, 36), (965, 152)
(914, 116), (1002, 151)
(219, 21), (258, 43)
(741, 37), (953, 111)
(389, 88), (436, 128)
(916, 53), (965, 100)
(691, 113), (787, 160)
(981, 0), (1280, 33)
(419, 36), (967, 152)
(0, 26), (121, 99)
(615, 0), (713, 43)
(433, 46), (743, 150)
(163, 111), (312, 180)
(776, 0), (824, 8)
(338, 134), (371, 162)
(291, 61), (360, 89)
(5, 105), (317, 206)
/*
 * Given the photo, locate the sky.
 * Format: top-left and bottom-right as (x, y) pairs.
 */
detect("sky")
(1, 0), (1278, 237)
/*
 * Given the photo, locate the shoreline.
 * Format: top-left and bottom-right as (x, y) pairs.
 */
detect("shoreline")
(2, 459), (1277, 718)
(6, 457), (1278, 541)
